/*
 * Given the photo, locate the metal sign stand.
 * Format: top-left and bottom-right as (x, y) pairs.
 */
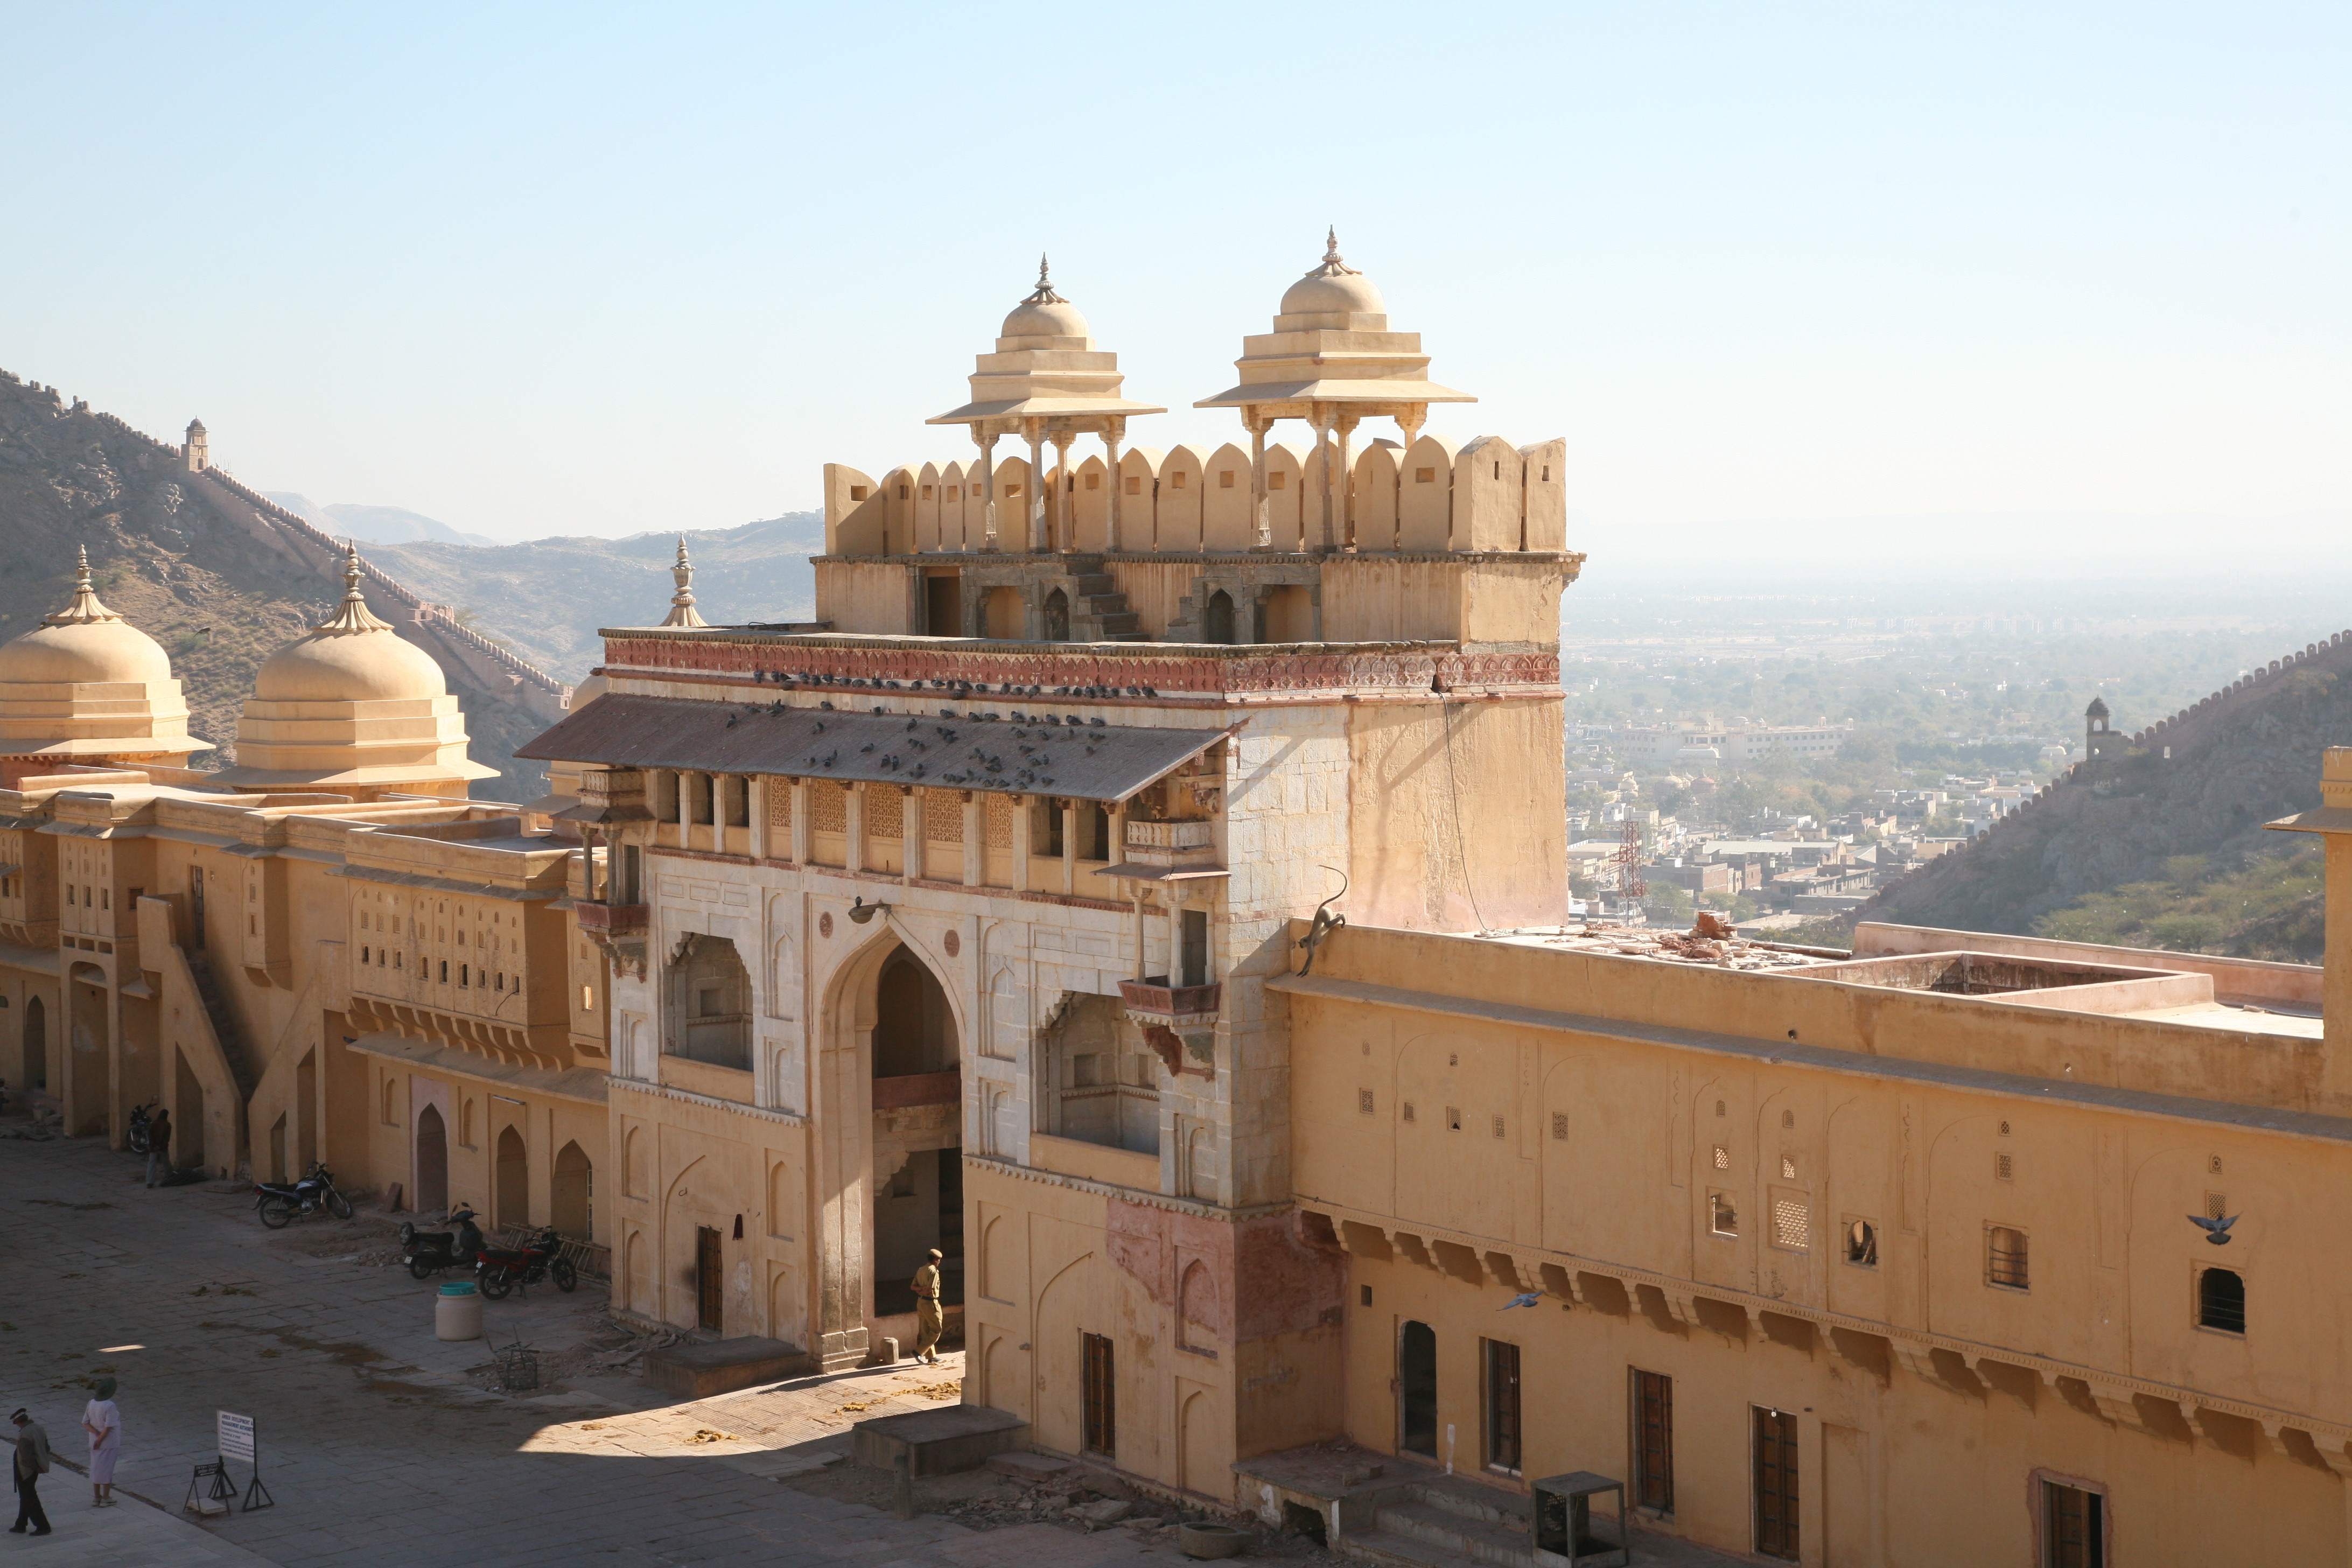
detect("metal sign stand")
(182, 1460), (234, 1517)
(216, 1410), (272, 1512)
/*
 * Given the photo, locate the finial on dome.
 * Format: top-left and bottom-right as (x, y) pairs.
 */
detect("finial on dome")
(1310, 228), (1360, 279)
(661, 534), (709, 628)
(315, 540), (394, 634)
(1024, 254), (1067, 306)
(41, 543), (125, 627)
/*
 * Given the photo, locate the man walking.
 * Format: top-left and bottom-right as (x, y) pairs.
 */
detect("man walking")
(911, 1249), (944, 1364)
(10, 1406), (52, 1536)
(144, 1105), (172, 1187)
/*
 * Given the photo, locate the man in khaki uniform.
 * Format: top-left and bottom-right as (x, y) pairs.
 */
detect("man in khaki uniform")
(911, 1249), (944, 1364)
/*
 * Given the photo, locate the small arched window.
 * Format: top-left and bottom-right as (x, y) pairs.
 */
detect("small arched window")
(2198, 1267), (2245, 1334)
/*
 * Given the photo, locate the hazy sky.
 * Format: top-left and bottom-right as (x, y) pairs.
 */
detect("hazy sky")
(2, 3), (2343, 576)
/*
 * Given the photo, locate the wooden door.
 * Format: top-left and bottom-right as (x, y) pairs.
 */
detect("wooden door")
(1081, 1332), (1115, 1457)
(1753, 1406), (1800, 1560)
(1483, 1339), (1522, 1475)
(2046, 1482), (2103, 1568)
(696, 1225), (723, 1332)
(1634, 1371), (1674, 1514)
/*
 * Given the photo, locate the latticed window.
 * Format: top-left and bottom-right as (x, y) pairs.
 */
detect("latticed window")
(985, 793), (1014, 849)
(925, 789), (963, 843)
(810, 782), (848, 834)
(1770, 1192), (1810, 1252)
(865, 786), (904, 841)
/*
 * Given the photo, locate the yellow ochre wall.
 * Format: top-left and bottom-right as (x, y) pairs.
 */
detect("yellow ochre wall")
(1282, 923), (2352, 1565)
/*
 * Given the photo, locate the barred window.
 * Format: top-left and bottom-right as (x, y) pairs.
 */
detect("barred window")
(1986, 1226), (2029, 1290)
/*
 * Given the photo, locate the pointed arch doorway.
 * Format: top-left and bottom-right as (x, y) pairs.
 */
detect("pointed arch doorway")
(870, 945), (964, 1328)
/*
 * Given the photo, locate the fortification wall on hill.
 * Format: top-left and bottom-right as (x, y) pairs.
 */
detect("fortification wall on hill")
(88, 411), (571, 724)
(1856, 629), (2352, 935)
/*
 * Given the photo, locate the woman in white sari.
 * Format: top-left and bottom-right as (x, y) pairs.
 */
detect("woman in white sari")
(80, 1379), (119, 1507)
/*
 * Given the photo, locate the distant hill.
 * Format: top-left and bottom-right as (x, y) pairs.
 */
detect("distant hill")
(363, 514), (823, 682)
(1856, 631), (2352, 950)
(0, 371), (559, 800)
(266, 493), (499, 548)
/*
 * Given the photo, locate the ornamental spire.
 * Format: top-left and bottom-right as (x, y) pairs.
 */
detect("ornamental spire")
(42, 544), (126, 627)
(661, 534), (709, 628)
(1024, 254), (1067, 306)
(1310, 226), (1360, 278)
(315, 540), (394, 634)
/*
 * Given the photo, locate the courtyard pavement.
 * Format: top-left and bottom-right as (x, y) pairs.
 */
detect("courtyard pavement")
(0, 1133), (1097, 1568)
(0, 1132), (1734, 1568)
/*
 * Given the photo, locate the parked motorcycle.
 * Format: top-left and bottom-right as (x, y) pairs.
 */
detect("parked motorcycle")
(399, 1206), (485, 1280)
(127, 1102), (156, 1155)
(253, 1162), (353, 1227)
(475, 1225), (578, 1300)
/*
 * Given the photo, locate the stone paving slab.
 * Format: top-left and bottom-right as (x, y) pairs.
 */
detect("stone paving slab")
(0, 1135), (1202, 1568)
(0, 1461), (276, 1566)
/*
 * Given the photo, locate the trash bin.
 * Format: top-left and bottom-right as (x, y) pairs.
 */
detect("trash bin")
(436, 1280), (483, 1341)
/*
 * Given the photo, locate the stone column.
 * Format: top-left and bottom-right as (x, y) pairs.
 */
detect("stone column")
(1024, 418), (1046, 554)
(1248, 413), (1271, 550)
(962, 792), (984, 887)
(976, 430), (1000, 552)
(1311, 403), (1335, 553)
(901, 787), (922, 885)
(1104, 418), (1126, 552)
(1051, 429), (1075, 552)
(1334, 413), (1360, 551)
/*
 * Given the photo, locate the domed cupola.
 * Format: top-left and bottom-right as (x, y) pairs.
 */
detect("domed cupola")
(928, 257), (1165, 551)
(0, 545), (209, 767)
(213, 543), (495, 799)
(1276, 229), (1391, 328)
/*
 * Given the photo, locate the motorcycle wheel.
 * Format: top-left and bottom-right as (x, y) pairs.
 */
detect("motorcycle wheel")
(326, 1189), (354, 1220)
(479, 1266), (516, 1301)
(409, 1256), (438, 1281)
(259, 1196), (297, 1229)
(552, 1257), (578, 1293)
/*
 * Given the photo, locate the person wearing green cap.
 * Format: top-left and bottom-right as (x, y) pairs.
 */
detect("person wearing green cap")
(79, 1380), (118, 1507)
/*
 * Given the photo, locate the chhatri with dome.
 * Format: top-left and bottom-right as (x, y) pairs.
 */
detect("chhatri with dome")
(0, 547), (208, 769)
(822, 234), (1571, 642)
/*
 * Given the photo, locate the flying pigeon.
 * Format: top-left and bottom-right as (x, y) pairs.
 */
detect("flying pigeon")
(2188, 1212), (2239, 1245)
(1499, 1292), (1542, 1311)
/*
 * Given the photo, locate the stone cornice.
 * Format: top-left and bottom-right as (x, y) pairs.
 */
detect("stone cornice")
(965, 1150), (1289, 1222)
(1297, 1193), (2352, 1450)
(610, 1072), (809, 1126)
